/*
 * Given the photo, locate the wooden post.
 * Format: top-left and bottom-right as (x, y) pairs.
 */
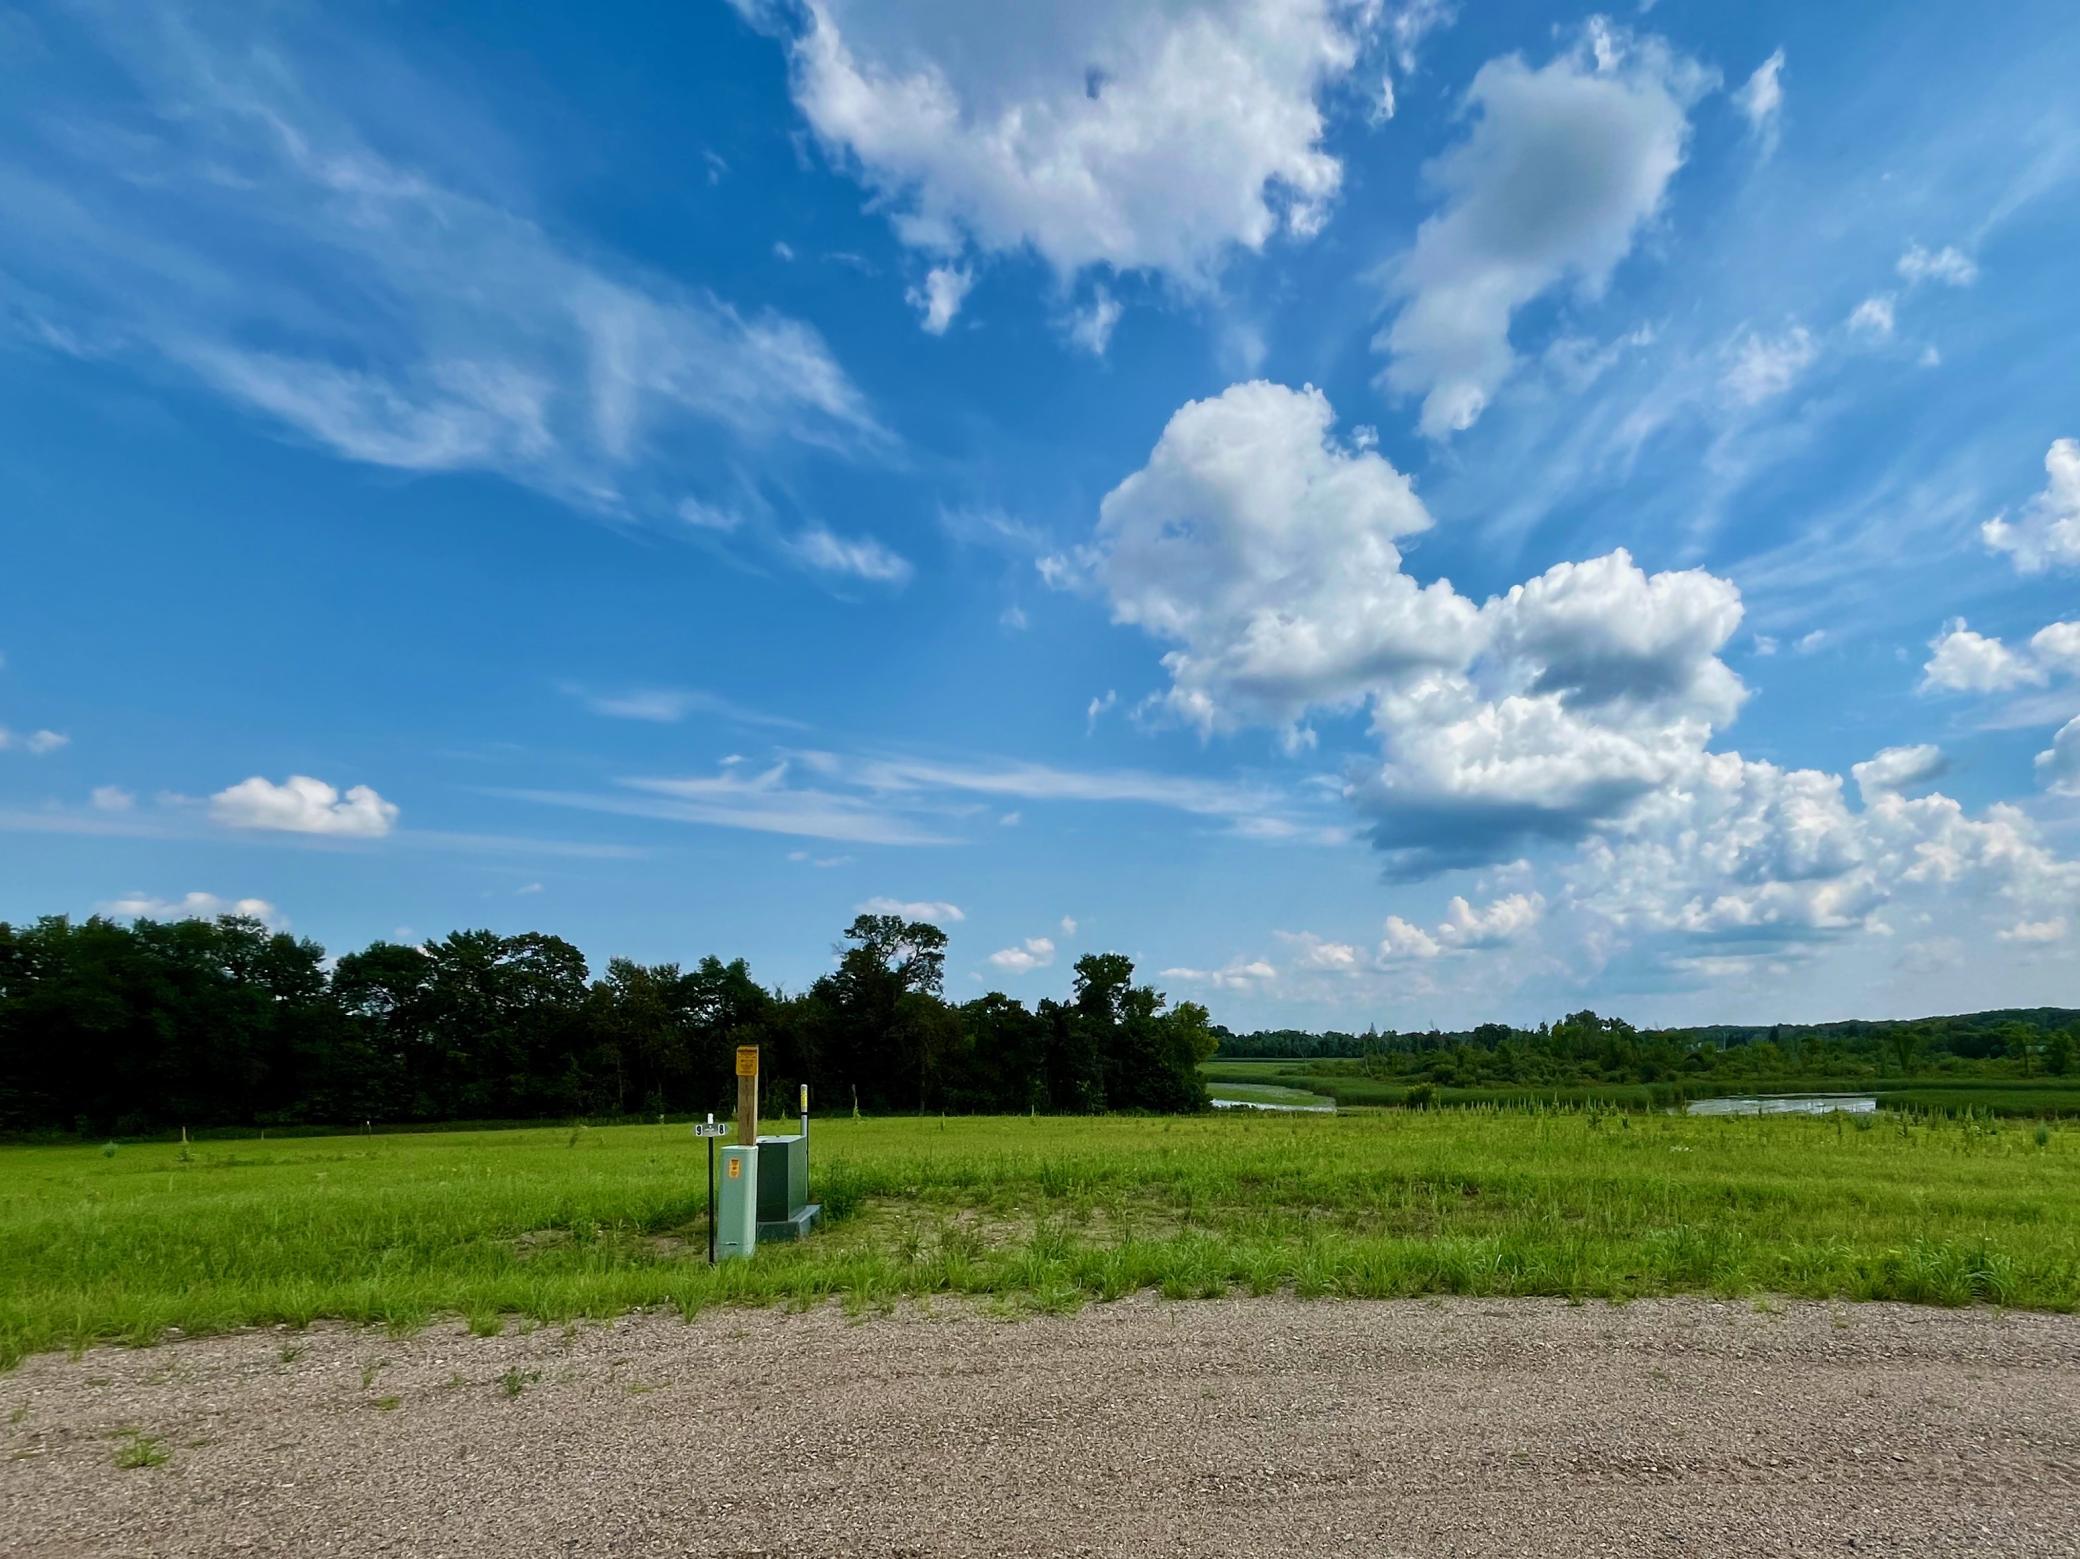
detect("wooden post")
(735, 1045), (760, 1147)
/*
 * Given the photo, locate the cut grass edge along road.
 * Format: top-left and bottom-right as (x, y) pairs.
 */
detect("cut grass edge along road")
(1, 1108), (2075, 1366)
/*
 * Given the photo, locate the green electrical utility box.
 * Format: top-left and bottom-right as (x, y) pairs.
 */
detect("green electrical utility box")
(755, 1133), (821, 1243)
(716, 1144), (759, 1261)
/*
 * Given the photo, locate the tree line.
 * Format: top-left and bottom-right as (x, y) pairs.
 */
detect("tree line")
(0, 911), (1217, 1136)
(1221, 1009), (2077, 1085)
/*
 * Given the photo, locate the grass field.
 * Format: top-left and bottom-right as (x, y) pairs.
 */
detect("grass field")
(1201, 1059), (2080, 1116)
(3, 1107), (2077, 1366)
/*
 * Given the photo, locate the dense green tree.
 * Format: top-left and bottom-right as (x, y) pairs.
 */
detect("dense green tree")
(958, 993), (1049, 1111)
(2047, 1029), (2075, 1077)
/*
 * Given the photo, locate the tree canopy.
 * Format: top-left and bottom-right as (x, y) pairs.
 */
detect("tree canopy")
(0, 910), (1212, 1135)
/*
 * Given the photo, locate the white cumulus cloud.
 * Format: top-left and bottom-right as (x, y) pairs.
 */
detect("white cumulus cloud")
(1092, 380), (1475, 733)
(209, 775), (399, 837)
(1081, 374), (2080, 978)
(859, 896), (965, 923)
(1998, 916), (2066, 944)
(1921, 619), (2046, 693)
(2034, 717), (2080, 797)
(1160, 956), (1276, 989)
(1851, 744), (1947, 800)
(1721, 322), (1818, 406)
(100, 892), (285, 929)
(1275, 929), (1364, 970)
(907, 264), (974, 334)
(1068, 287), (1124, 357)
(1373, 893), (1542, 963)
(1982, 439), (2080, 574)
(1897, 243), (1978, 288)
(1374, 22), (1705, 436)
(1436, 892), (1545, 949)
(769, 0), (1367, 289)
(987, 935), (1056, 974)
(1377, 916), (1442, 961)
(1846, 295), (1895, 340)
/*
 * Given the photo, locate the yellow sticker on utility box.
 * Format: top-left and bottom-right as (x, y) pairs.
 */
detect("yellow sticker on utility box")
(735, 1046), (759, 1077)
(726, 1156), (742, 1180)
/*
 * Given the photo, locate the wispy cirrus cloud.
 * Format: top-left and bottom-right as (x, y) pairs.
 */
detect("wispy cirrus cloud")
(786, 527), (914, 586)
(0, 6), (883, 527)
(839, 752), (1283, 820)
(500, 746), (1336, 849)
(0, 727), (69, 756)
(560, 681), (807, 730)
(0, 792), (642, 860)
(501, 761), (959, 848)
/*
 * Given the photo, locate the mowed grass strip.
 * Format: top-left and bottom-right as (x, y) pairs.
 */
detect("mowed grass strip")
(2, 1109), (2076, 1365)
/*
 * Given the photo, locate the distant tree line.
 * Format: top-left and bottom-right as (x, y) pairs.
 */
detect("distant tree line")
(0, 912), (1217, 1136)
(1220, 1009), (2077, 1085)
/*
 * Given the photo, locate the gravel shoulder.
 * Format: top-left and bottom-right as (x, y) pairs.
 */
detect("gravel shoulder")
(2, 1295), (2076, 1558)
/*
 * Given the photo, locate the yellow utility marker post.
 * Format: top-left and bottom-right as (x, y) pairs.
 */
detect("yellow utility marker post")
(735, 1044), (759, 1145)
(714, 1046), (761, 1261)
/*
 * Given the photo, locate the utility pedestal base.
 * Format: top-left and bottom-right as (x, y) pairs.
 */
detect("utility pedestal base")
(756, 1203), (823, 1244)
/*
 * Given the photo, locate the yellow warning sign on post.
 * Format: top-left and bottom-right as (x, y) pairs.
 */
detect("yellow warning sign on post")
(799, 1084), (809, 1112)
(735, 1046), (759, 1078)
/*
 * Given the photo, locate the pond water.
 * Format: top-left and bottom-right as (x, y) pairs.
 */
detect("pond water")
(1210, 1099), (1336, 1114)
(1685, 1093), (1877, 1117)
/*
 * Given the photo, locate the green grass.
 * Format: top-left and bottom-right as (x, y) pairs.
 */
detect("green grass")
(112, 1430), (169, 1469)
(2, 1108), (2076, 1367)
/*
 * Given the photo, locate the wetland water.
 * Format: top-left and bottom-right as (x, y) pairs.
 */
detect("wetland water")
(1210, 1098), (1336, 1113)
(1686, 1093), (1877, 1117)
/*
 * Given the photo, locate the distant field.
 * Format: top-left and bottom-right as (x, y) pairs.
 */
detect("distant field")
(3, 1108), (2076, 1365)
(1201, 1059), (2080, 1117)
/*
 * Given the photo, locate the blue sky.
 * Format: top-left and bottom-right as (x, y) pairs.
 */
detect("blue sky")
(4, 0), (2079, 1030)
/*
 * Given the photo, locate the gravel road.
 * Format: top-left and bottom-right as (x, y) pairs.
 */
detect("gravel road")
(3, 1296), (2076, 1557)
